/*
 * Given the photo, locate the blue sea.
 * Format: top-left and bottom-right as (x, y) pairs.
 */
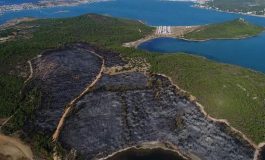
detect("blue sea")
(1, 0), (265, 73)
(2, 0), (265, 26)
(139, 35), (265, 73)
(0, 0), (39, 5)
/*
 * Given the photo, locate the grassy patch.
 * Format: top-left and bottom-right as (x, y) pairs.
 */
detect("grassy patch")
(31, 133), (54, 159)
(2, 87), (41, 134)
(184, 18), (264, 40)
(0, 28), (17, 37)
(0, 74), (24, 117)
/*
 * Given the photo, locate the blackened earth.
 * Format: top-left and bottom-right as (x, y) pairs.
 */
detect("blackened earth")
(24, 43), (259, 160)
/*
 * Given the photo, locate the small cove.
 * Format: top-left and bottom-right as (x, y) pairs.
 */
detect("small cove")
(104, 148), (186, 160)
(138, 33), (265, 73)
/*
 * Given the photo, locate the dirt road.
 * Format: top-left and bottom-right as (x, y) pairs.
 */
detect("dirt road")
(0, 134), (33, 160)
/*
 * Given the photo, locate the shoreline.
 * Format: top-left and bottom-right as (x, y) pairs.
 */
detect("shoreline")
(97, 142), (190, 160)
(123, 25), (200, 48)
(193, 3), (265, 19)
(123, 25), (263, 48)
(1, 8), (262, 159)
(134, 36), (265, 76)
(176, 32), (265, 42)
(0, 17), (36, 30)
(0, 0), (111, 16)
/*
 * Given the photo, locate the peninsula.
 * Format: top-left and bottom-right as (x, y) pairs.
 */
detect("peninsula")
(124, 18), (264, 47)
(183, 18), (265, 40)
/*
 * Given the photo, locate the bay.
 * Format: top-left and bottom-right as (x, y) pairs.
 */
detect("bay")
(1, 0), (265, 72)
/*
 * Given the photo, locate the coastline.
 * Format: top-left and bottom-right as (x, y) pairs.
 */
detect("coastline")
(97, 142), (190, 160)
(0, 17), (36, 30)
(0, 0), (111, 16)
(177, 31), (265, 42)
(0, 11), (262, 159)
(123, 25), (264, 48)
(193, 3), (265, 19)
(123, 25), (200, 48)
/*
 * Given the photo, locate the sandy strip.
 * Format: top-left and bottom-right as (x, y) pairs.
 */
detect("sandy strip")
(24, 60), (33, 84)
(0, 134), (33, 160)
(0, 17), (36, 30)
(123, 26), (200, 48)
(254, 142), (265, 160)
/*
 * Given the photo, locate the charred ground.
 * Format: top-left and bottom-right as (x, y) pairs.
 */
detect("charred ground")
(0, 14), (265, 160)
(4, 43), (259, 160)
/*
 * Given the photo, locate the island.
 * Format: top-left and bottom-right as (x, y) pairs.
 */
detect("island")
(0, 14), (265, 160)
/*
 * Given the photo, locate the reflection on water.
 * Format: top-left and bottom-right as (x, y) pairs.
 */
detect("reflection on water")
(106, 148), (185, 160)
(138, 35), (265, 73)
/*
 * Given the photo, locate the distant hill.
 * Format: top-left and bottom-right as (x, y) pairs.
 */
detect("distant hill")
(201, 0), (265, 16)
(184, 18), (264, 40)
